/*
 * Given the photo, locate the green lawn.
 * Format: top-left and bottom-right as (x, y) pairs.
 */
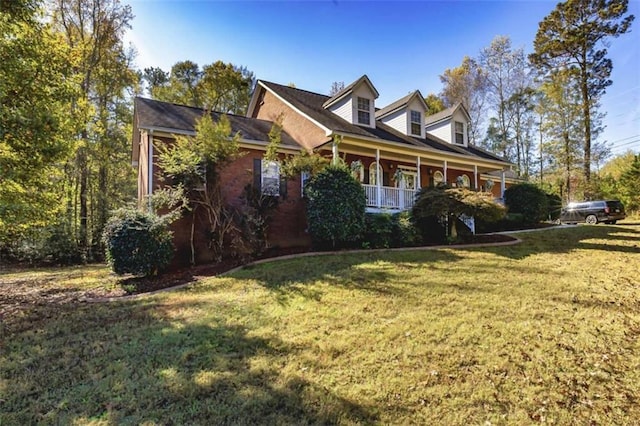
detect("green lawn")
(2, 224), (639, 424)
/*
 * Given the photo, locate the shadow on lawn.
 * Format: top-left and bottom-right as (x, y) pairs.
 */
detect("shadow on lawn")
(468, 224), (640, 260)
(234, 249), (464, 303)
(1, 299), (378, 425)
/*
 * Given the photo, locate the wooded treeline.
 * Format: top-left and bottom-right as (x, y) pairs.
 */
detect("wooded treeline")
(431, 0), (634, 202)
(0, 0), (636, 264)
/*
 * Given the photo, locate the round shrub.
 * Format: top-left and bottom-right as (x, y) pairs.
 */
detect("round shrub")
(504, 183), (549, 225)
(102, 209), (174, 276)
(304, 165), (366, 249)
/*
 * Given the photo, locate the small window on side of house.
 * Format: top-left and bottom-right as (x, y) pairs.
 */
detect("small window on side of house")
(301, 171), (311, 194)
(410, 110), (422, 136)
(262, 160), (280, 196)
(357, 97), (370, 125)
(454, 121), (465, 144)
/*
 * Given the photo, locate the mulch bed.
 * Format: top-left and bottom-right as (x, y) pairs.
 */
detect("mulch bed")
(113, 233), (518, 295)
(0, 233), (520, 316)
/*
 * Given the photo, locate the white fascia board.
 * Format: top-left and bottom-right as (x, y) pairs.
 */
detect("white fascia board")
(246, 85), (262, 117)
(259, 81), (334, 136)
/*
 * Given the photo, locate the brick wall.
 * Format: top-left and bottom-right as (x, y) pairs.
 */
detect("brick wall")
(150, 142), (310, 267)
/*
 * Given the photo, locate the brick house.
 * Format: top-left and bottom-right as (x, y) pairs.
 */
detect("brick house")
(132, 75), (518, 262)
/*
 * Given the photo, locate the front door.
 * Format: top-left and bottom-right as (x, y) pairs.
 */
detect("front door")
(398, 170), (417, 190)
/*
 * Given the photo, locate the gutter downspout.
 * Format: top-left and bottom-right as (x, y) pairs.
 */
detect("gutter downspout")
(148, 130), (154, 212)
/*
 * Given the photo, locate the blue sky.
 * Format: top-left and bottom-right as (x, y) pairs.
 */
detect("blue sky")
(125, 0), (640, 156)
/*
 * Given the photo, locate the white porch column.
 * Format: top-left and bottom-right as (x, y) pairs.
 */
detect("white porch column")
(474, 165), (478, 190)
(416, 156), (421, 189)
(331, 140), (339, 165)
(443, 160), (448, 184)
(501, 170), (506, 198)
(376, 149), (381, 208)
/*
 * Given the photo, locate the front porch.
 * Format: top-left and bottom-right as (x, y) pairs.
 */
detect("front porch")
(362, 184), (418, 211)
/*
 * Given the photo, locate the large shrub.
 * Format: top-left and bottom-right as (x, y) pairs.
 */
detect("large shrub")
(102, 209), (174, 276)
(304, 165), (366, 249)
(0, 216), (83, 265)
(413, 185), (505, 241)
(362, 211), (421, 249)
(504, 183), (549, 225)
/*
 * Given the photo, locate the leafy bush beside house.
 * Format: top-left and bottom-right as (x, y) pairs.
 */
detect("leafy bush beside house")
(304, 165), (366, 249)
(412, 185), (505, 241)
(102, 209), (174, 276)
(504, 183), (549, 225)
(362, 211), (421, 249)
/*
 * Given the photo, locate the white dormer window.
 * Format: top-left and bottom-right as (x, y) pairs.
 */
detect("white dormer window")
(357, 97), (370, 125)
(454, 121), (465, 144)
(410, 110), (422, 136)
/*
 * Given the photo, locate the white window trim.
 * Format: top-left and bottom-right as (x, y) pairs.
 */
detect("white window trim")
(356, 97), (371, 126)
(454, 121), (465, 145)
(395, 169), (417, 190)
(261, 159), (280, 196)
(369, 162), (383, 185)
(409, 110), (422, 137)
(301, 171), (311, 193)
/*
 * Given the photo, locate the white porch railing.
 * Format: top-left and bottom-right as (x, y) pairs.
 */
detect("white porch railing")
(362, 184), (418, 211)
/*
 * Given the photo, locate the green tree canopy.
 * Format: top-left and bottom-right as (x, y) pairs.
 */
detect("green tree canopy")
(0, 1), (77, 241)
(530, 0), (634, 185)
(412, 185), (506, 240)
(144, 60), (255, 114)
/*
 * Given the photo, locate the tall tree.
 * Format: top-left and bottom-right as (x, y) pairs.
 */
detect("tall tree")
(530, 0), (634, 187)
(439, 56), (488, 144)
(52, 0), (136, 258)
(479, 36), (528, 160)
(0, 0), (77, 241)
(144, 60), (255, 114)
(424, 93), (446, 116)
(329, 81), (345, 96)
(539, 71), (584, 203)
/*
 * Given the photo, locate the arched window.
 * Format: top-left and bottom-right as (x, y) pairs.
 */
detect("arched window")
(433, 170), (444, 186)
(369, 162), (383, 185)
(461, 174), (470, 188)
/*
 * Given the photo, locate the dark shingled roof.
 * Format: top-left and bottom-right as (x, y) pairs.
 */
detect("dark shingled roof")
(134, 97), (301, 148)
(322, 74), (379, 108)
(261, 81), (429, 147)
(424, 103), (464, 126)
(260, 81), (510, 164)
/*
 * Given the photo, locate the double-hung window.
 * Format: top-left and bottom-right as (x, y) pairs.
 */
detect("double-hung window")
(357, 97), (370, 125)
(454, 121), (465, 144)
(410, 110), (422, 136)
(261, 160), (280, 196)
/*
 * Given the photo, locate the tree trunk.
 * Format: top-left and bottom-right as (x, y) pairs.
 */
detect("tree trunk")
(581, 59), (592, 187)
(77, 140), (88, 255)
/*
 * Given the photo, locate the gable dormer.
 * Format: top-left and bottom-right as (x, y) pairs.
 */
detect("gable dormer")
(323, 75), (379, 128)
(424, 103), (471, 147)
(376, 90), (428, 138)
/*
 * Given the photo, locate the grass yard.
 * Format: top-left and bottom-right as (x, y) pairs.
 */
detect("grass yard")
(1, 223), (639, 424)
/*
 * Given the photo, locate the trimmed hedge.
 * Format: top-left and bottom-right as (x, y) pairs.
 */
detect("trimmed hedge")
(102, 209), (174, 276)
(504, 183), (549, 225)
